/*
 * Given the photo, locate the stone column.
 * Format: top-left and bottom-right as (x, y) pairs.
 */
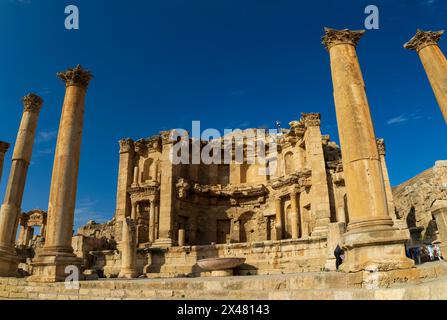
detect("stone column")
(153, 131), (176, 247)
(376, 139), (402, 226)
(404, 30), (447, 124)
(302, 113), (332, 237)
(322, 28), (412, 272)
(0, 94), (42, 277)
(115, 139), (135, 244)
(178, 229), (185, 247)
(118, 217), (138, 278)
(148, 197), (156, 243)
(130, 201), (138, 220)
(30, 65), (92, 282)
(290, 189), (300, 239)
(274, 197), (283, 240)
(0, 142), (10, 185)
(131, 166), (139, 188)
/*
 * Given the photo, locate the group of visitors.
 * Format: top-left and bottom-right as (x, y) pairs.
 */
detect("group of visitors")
(406, 243), (444, 265)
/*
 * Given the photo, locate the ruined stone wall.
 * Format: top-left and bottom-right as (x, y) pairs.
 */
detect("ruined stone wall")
(394, 161), (447, 241)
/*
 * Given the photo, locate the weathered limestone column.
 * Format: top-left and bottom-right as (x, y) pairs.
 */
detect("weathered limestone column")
(274, 197), (283, 240)
(131, 166), (139, 188)
(178, 229), (185, 247)
(153, 131), (176, 247)
(404, 30), (447, 124)
(118, 217), (138, 278)
(290, 189), (300, 239)
(302, 113), (332, 237)
(0, 94), (42, 277)
(30, 65), (92, 282)
(148, 196), (157, 243)
(115, 139), (135, 244)
(322, 28), (412, 272)
(0, 142), (10, 185)
(376, 139), (404, 228)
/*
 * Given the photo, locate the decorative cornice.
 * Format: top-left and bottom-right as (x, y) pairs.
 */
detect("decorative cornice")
(22, 93), (43, 113)
(376, 138), (386, 156)
(57, 64), (93, 89)
(322, 27), (365, 51)
(404, 29), (444, 52)
(119, 138), (134, 154)
(301, 113), (321, 127)
(0, 141), (10, 154)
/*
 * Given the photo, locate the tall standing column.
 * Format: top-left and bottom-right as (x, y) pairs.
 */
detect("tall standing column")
(274, 197), (283, 240)
(376, 139), (402, 225)
(153, 131), (176, 247)
(0, 142), (10, 185)
(148, 196), (157, 243)
(118, 217), (138, 278)
(322, 28), (412, 272)
(290, 189), (300, 239)
(30, 65), (92, 282)
(404, 30), (447, 124)
(0, 94), (42, 276)
(302, 113), (332, 237)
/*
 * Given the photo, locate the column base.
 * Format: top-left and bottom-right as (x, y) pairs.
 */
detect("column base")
(341, 226), (414, 273)
(0, 246), (19, 277)
(152, 238), (175, 248)
(118, 268), (139, 279)
(28, 250), (82, 283)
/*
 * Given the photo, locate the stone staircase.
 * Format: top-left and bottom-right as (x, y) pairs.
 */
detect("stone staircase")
(1, 262), (447, 300)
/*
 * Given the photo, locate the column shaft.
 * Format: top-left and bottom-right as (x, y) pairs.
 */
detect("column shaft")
(290, 191), (300, 239)
(275, 197), (282, 240)
(404, 30), (447, 123)
(148, 200), (156, 243)
(0, 142), (10, 185)
(323, 28), (412, 272)
(30, 65), (92, 283)
(0, 94), (42, 277)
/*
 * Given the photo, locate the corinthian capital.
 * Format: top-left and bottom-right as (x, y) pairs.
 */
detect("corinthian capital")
(119, 138), (134, 154)
(322, 27), (365, 51)
(0, 141), (10, 154)
(22, 93), (43, 113)
(301, 113), (321, 127)
(376, 138), (386, 156)
(57, 64), (93, 89)
(404, 29), (444, 52)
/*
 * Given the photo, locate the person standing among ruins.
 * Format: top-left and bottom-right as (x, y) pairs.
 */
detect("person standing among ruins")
(334, 245), (344, 271)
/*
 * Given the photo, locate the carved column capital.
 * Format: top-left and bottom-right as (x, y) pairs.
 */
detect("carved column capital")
(0, 141), (10, 154)
(57, 64), (93, 89)
(22, 93), (43, 113)
(301, 113), (321, 127)
(404, 29), (444, 52)
(119, 138), (134, 154)
(322, 27), (365, 51)
(376, 138), (386, 156)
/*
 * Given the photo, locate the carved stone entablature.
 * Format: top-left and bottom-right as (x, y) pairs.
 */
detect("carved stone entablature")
(119, 138), (134, 154)
(230, 196), (266, 207)
(0, 141), (10, 154)
(301, 113), (321, 127)
(376, 138), (386, 156)
(270, 170), (312, 190)
(134, 140), (148, 156)
(21, 209), (47, 227)
(128, 185), (160, 203)
(404, 29), (444, 52)
(22, 93), (43, 113)
(175, 178), (269, 202)
(57, 64), (93, 89)
(322, 27), (365, 51)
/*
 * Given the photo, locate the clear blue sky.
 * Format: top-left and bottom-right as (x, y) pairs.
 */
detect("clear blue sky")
(1, 0), (447, 230)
